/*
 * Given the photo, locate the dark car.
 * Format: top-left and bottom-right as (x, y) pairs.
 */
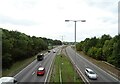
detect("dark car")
(37, 53), (44, 61)
(48, 50), (50, 53)
(37, 66), (45, 76)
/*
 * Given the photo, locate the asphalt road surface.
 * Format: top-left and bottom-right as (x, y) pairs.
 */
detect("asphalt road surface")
(66, 46), (119, 83)
(14, 47), (59, 83)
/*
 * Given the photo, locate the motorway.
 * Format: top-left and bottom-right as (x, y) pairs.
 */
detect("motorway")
(66, 46), (119, 83)
(13, 45), (119, 83)
(14, 47), (59, 83)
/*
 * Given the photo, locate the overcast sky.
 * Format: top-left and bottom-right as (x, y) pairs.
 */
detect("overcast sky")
(0, 0), (119, 42)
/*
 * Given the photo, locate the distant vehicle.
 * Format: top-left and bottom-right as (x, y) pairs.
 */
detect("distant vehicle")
(85, 68), (98, 80)
(48, 50), (51, 53)
(0, 77), (17, 84)
(53, 49), (56, 53)
(37, 53), (44, 61)
(37, 66), (45, 76)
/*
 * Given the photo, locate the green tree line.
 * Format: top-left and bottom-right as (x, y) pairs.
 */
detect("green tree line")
(1, 28), (62, 69)
(76, 34), (120, 68)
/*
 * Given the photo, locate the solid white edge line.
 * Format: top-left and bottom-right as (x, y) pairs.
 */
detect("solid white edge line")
(44, 54), (55, 83)
(66, 49), (89, 83)
(71, 46), (120, 82)
(76, 65), (90, 83)
(76, 52), (120, 82)
(44, 49), (60, 84)
(14, 59), (36, 78)
(59, 66), (62, 84)
(14, 51), (49, 78)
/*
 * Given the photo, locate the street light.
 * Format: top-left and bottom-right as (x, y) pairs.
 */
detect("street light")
(65, 19), (86, 43)
(65, 20), (86, 22)
(65, 19), (86, 82)
(65, 19), (86, 46)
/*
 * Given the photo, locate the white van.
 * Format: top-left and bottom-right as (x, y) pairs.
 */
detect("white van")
(0, 77), (17, 84)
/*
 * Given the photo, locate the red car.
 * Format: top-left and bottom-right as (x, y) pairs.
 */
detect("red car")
(37, 66), (45, 76)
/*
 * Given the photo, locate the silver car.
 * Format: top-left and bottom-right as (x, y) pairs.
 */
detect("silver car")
(85, 68), (98, 80)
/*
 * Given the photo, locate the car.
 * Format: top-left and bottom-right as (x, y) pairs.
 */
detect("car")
(37, 53), (44, 61)
(85, 68), (98, 80)
(48, 50), (51, 53)
(37, 66), (45, 76)
(0, 77), (17, 84)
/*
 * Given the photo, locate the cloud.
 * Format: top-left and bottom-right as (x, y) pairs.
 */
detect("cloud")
(0, 15), (37, 26)
(0, 0), (119, 42)
(98, 17), (117, 24)
(85, 0), (119, 13)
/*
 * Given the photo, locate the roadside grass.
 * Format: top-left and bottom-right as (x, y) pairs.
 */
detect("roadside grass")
(71, 46), (120, 79)
(2, 50), (48, 77)
(2, 56), (36, 76)
(50, 54), (83, 83)
(78, 51), (120, 79)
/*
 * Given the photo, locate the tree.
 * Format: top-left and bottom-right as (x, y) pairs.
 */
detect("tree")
(111, 35), (120, 68)
(102, 39), (115, 61)
(95, 48), (103, 60)
(2, 28), (61, 69)
(96, 34), (112, 48)
(2, 53), (12, 69)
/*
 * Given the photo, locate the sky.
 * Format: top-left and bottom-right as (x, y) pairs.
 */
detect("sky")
(0, 0), (119, 42)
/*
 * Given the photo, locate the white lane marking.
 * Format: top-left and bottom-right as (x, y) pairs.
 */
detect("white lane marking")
(76, 65), (90, 83)
(44, 55), (47, 59)
(77, 53), (119, 81)
(32, 71), (35, 75)
(59, 67), (62, 84)
(14, 52), (48, 78)
(44, 58), (54, 83)
(66, 50), (89, 83)
(44, 52), (51, 59)
(44, 52), (56, 83)
(70, 46), (120, 82)
(44, 52), (48, 56)
(14, 60), (36, 77)
(85, 65), (88, 67)
(14, 52), (52, 82)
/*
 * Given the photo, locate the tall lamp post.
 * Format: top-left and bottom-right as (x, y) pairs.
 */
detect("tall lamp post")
(65, 19), (86, 81)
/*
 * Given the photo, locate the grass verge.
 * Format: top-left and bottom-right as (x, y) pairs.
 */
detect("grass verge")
(2, 56), (36, 76)
(2, 50), (49, 77)
(72, 46), (120, 79)
(50, 54), (84, 83)
(78, 51), (120, 80)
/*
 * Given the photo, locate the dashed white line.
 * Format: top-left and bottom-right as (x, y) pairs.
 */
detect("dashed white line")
(32, 71), (35, 75)
(44, 56), (54, 84)
(14, 60), (36, 77)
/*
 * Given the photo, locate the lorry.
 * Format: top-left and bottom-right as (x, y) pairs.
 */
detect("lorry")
(37, 53), (44, 61)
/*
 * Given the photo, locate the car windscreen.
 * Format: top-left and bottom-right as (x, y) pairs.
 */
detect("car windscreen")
(89, 71), (95, 74)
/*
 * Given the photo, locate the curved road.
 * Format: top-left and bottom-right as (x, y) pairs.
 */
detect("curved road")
(66, 46), (119, 83)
